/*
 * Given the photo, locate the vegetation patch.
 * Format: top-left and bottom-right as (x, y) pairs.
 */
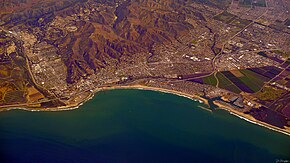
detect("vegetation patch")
(238, 0), (252, 7)
(222, 71), (254, 93)
(4, 90), (26, 104)
(240, 69), (268, 87)
(213, 11), (236, 23)
(252, 0), (266, 7)
(216, 72), (241, 93)
(229, 18), (251, 29)
(255, 86), (285, 101)
(203, 74), (217, 86)
(238, 76), (260, 92)
(0, 65), (12, 78)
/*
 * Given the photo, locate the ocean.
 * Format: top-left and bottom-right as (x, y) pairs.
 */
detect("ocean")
(0, 89), (289, 162)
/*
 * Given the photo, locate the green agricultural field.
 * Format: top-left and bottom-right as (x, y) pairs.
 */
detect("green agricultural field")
(240, 69), (269, 87)
(239, 0), (252, 7)
(230, 18), (252, 29)
(216, 72), (241, 93)
(203, 75), (217, 86)
(252, 0), (266, 7)
(255, 86), (285, 101)
(238, 76), (260, 92)
(213, 11), (236, 23)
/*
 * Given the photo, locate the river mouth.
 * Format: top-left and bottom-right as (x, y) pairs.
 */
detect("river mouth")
(0, 89), (289, 162)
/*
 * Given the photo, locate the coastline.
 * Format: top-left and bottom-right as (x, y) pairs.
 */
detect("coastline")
(213, 101), (290, 136)
(0, 84), (289, 136)
(97, 85), (209, 105)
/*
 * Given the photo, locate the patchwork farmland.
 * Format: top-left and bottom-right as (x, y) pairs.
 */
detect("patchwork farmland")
(190, 65), (290, 128)
(195, 66), (281, 93)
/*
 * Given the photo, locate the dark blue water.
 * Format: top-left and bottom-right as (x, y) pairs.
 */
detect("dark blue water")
(0, 89), (289, 162)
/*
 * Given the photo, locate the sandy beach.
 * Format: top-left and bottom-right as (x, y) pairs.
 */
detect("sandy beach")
(97, 85), (209, 105)
(213, 101), (290, 136)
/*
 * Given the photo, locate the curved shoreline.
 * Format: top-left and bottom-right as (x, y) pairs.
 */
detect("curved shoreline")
(1, 84), (289, 136)
(214, 102), (290, 137)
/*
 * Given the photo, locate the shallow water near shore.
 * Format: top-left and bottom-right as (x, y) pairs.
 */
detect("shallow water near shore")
(0, 89), (289, 162)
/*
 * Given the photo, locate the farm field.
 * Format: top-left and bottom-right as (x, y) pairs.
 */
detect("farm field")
(0, 65), (28, 105)
(0, 34), (46, 106)
(229, 17), (251, 29)
(240, 69), (270, 85)
(252, 0), (266, 7)
(221, 71), (254, 93)
(249, 66), (282, 79)
(216, 72), (241, 94)
(199, 67), (280, 94)
(238, 0), (252, 7)
(202, 74), (217, 86)
(213, 11), (236, 24)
